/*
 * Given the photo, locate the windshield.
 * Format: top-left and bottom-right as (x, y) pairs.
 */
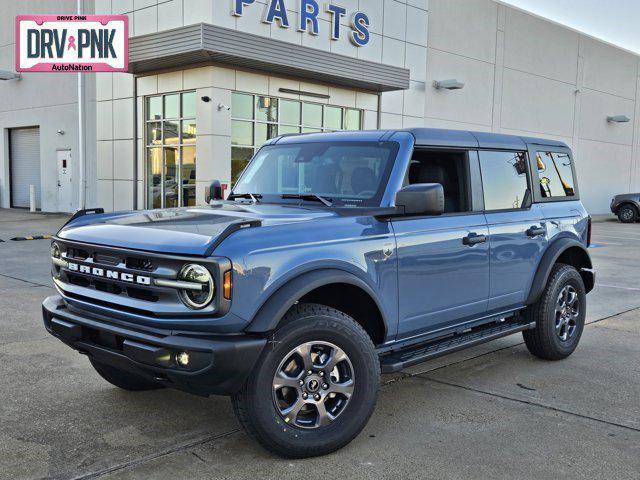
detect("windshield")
(232, 142), (398, 207)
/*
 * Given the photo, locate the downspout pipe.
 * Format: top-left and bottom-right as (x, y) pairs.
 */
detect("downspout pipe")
(132, 76), (138, 209)
(77, 0), (85, 209)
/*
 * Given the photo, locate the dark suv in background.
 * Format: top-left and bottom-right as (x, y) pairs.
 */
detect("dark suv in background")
(43, 128), (594, 458)
(611, 193), (640, 223)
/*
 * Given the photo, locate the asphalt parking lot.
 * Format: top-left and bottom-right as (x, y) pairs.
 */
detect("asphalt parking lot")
(0, 209), (638, 480)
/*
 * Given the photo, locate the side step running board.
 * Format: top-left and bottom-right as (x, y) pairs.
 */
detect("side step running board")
(380, 319), (536, 374)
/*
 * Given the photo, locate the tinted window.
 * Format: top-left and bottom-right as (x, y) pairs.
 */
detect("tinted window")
(479, 151), (530, 210)
(233, 142), (397, 207)
(407, 150), (470, 213)
(535, 151), (575, 198)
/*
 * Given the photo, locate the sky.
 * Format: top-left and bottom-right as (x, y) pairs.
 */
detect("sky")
(501, 0), (640, 54)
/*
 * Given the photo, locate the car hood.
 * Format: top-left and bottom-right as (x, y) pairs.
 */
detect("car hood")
(57, 202), (340, 256)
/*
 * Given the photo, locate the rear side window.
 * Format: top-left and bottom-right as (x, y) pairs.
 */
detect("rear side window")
(535, 151), (576, 198)
(479, 151), (530, 211)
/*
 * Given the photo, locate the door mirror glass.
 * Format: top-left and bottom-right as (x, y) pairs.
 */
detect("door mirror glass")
(395, 183), (444, 215)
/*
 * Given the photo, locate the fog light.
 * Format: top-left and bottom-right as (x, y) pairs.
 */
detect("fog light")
(176, 351), (190, 367)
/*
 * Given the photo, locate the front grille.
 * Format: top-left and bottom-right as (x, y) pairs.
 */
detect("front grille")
(52, 239), (230, 318)
(67, 247), (90, 261)
(126, 257), (154, 272)
(55, 241), (167, 305)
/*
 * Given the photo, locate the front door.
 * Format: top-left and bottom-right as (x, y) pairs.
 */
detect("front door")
(57, 150), (73, 212)
(392, 214), (490, 339)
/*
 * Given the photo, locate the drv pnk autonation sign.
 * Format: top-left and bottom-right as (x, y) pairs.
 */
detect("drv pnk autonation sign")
(15, 15), (128, 72)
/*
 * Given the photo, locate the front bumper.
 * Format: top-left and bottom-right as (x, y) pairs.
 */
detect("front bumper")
(42, 295), (266, 396)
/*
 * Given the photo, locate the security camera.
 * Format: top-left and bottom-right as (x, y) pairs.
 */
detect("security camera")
(218, 103), (231, 111)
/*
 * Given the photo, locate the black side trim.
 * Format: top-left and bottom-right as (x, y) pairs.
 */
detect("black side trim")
(204, 220), (261, 256)
(59, 208), (105, 231)
(245, 269), (387, 335)
(526, 238), (593, 305)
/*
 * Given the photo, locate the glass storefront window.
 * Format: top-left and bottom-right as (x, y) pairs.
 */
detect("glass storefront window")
(324, 106), (342, 130)
(255, 123), (278, 145)
(279, 125), (301, 135)
(182, 92), (196, 118)
(231, 147), (254, 184)
(164, 94), (180, 119)
(181, 146), (197, 207)
(146, 96), (162, 121)
(145, 91), (196, 208)
(280, 99), (301, 125)
(256, 96), (278, 122)
(302, 103), (323, 128)
(232, 93), (253, 120)
(344, 109), (361, 130)
(232, 121), (253, 146)
(230, 92), (363, 185)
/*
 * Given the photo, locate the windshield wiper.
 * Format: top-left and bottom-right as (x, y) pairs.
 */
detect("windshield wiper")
(281, 193), (333, 207)
(228, 193), (262, 203)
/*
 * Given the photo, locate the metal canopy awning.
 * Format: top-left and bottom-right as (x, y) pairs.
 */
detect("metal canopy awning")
(128, 23), (410, 92)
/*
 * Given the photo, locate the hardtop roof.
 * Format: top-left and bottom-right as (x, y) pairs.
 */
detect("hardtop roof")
(268, 127), (569, 150)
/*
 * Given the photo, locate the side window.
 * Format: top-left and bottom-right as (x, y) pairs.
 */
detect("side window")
(535, 151), (576, 198)
(479, 151), (530, 211)
(406, 149), (471, 213)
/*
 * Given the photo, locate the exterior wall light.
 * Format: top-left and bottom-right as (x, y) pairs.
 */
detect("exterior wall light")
(607, 115), (630, 123)
(0, 70), (21, 81)
(433, 79), (464, 90)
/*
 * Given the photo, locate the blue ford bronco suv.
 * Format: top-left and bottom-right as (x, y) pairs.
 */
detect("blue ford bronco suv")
(43, 128), (594, 458)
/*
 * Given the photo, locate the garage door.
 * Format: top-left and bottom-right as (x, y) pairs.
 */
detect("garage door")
(10, 127), (41, 208)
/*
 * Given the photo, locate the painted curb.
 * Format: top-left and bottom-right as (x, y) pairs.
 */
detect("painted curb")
(9, 235), (52, 241)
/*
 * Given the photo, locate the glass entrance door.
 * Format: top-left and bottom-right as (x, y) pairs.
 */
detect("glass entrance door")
(145, 91), (197, 209)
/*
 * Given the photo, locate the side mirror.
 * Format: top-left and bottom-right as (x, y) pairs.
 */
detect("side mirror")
(205, 180), (223, 203)
(395, 183), (444, 216)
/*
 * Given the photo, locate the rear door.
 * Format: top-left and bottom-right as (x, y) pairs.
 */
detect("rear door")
(479, 150), (548, 312)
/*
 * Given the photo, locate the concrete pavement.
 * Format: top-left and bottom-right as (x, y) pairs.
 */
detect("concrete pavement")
(0, 209), (639, 479)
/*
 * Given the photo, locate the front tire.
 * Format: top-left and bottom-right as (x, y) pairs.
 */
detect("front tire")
(523, 264), (586, 360)
(231, 304), (380, 458)
(617, 204), (638, 223)
(89, 359), (164, 391)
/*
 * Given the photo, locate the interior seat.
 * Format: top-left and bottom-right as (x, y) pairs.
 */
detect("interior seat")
(417, 164), (459, 213)
(351, 167), (378, 195)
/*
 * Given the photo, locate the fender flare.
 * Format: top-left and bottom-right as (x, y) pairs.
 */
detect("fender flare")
(526, 238), (594, 305)
(244, 269), (387, 334)
(615, 201), (640, 215)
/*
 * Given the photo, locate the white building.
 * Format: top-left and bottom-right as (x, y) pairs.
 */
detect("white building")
(1, 0), (639, 214)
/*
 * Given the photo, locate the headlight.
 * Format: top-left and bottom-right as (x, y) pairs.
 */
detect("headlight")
(178, 264), (214, 309)
(51, 242), (61, 259)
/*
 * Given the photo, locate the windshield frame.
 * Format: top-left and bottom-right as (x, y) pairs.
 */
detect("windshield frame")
(230, 140), (400, 208)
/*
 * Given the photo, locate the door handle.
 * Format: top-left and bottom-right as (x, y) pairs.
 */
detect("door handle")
(463, 233), (487, 246)
(526, 226), (546, 237)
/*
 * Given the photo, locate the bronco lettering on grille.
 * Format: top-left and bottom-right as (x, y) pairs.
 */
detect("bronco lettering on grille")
(67, 262), (151, 286)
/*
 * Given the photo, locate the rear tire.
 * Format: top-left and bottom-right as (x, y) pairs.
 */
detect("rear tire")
(231, 303), (380, 458)
(89, 359), (164, 391)
(617, 204), (638, 223)
(523, 264), (586, 360)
